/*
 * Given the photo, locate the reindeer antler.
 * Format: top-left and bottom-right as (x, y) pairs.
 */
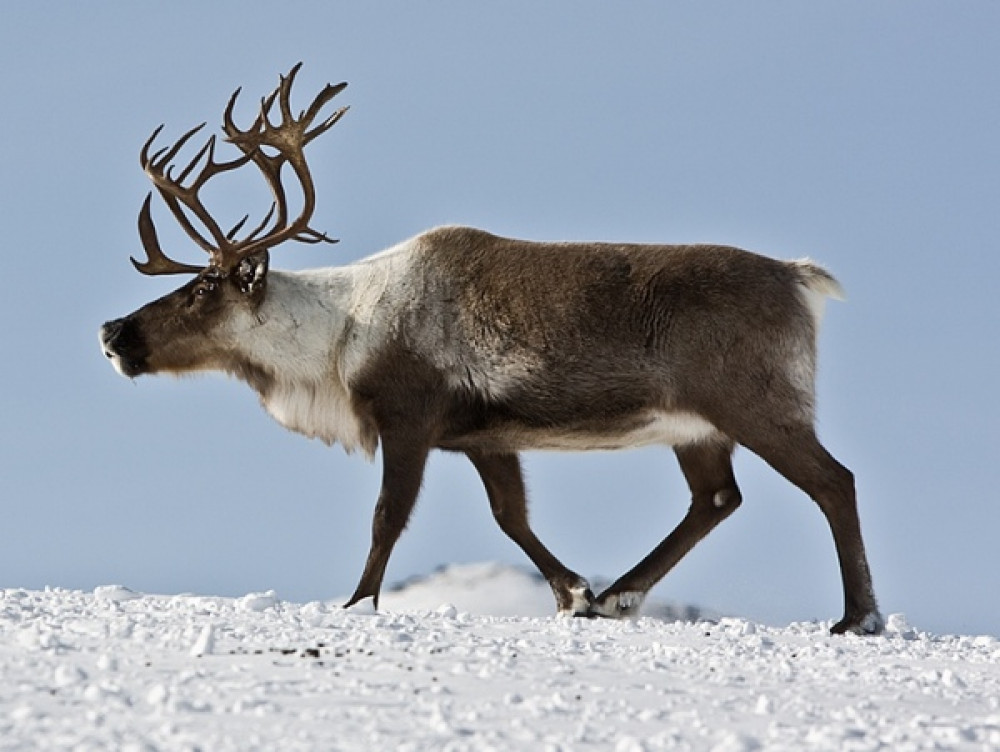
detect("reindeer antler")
(131, 63), (348, 276)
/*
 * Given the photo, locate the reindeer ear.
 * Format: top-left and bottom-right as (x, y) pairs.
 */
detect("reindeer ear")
(236, 251), (269, 295)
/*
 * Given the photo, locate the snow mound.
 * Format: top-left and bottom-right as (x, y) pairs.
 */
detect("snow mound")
(2, 571), (999, 750)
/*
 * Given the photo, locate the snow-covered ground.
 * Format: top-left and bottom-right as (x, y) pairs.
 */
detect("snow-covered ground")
(3, 564), (999, 751)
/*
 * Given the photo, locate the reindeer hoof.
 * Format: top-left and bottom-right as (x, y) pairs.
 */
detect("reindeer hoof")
(555, 579), (595, 616)
(589, 590), (645, 619)
(831, 610), (884, 636)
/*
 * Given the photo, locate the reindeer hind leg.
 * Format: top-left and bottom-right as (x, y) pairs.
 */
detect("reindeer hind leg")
(737, 422), (882, 635)
(591, 439), (742, 618)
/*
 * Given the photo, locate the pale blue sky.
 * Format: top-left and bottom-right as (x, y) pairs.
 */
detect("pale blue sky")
(2, 3), (997, 635)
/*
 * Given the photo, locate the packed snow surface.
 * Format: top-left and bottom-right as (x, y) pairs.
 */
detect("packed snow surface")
(3, 564), (999, 751)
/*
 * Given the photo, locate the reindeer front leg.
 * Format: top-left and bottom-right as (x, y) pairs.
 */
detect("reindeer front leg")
(467, 449), (594, 615)
(344, 431), (431, 610)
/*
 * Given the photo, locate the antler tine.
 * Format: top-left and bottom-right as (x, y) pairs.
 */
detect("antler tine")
(275, 62), (299, 128)
(226, 201), (278, 244)
(131, 193), (205, 276)
(147, 122), (206, 174)
(173, 133), (216, 185)
(221, 87), (245, 144)
(226, 213), (251, 241)
(221, 83), (279, 152)
(139, 124), (167, 170)
(257, 88), (283, 136)
(303, 86), (350, 145)
(294, 227), (337, 244)
(240, 202), (278, 245)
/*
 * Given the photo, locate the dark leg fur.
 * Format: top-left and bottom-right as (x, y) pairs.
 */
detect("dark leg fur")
(741, 426), (883, 635)
(344, 434), (430, 610)
(467, 450), (594, 614)
(592, 441), (742, 617)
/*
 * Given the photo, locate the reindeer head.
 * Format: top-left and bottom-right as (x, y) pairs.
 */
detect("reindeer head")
(100, 64), (347, 378)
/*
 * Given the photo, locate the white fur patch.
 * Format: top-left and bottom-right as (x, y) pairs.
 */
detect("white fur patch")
(263, 380), (369, 456)
(99, 327), (131, 379)
(614, 592), (644, 613)
(798, 283), (830, 331)
(229, 268), (378, 457)
(104, 350), (128, 379)
(524, 410), (721, 452)
(784, 261), (844, 415)
(624, 411), (720, 447)
(592, 591), (645, 618)
(791, 258), (845, 332)
(557, 582), (594, 616)
(215, 245), (439, 458)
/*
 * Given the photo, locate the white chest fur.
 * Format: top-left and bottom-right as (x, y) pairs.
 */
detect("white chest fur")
(263, 379), (369, 456)
(244, 268), (380, 457)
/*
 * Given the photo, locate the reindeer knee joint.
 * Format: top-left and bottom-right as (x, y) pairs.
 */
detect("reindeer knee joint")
(711, 488), (742, 512)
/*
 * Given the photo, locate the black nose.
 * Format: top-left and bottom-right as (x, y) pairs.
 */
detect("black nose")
(99, 317), (148, 376)
(101, 319), (124, 351)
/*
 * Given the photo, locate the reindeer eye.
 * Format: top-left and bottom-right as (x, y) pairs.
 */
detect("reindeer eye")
(193, 279), (217, 299)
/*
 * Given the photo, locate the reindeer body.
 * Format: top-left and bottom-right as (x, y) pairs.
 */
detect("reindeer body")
(250, 226), (826, 459)
(100, 67), (883, 635)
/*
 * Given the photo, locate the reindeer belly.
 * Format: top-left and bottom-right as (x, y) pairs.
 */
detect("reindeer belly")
(527, 410), (721, 451)
(451, 409), (722, 453)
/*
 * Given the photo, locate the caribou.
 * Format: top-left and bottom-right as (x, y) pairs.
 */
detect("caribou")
(99, 65), (883, 634)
